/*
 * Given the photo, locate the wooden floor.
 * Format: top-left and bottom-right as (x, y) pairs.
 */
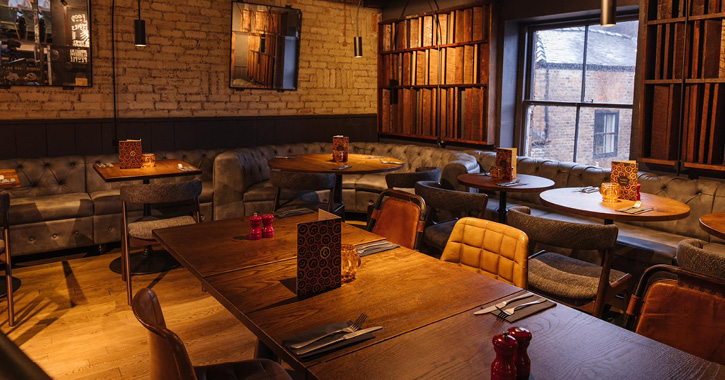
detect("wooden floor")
(0, 249), (258, 379)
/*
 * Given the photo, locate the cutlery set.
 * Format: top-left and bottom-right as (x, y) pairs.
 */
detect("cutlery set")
(332, 165), (352, 170)
(96, 163), (114, 168)
(497, 179), (527, 187)
(474, 293), (553, 322)
(290, 313), (383, 356)
(495, 297), (547, 321)
(617, 200), (654, 214)
(575, 186), (599, 193)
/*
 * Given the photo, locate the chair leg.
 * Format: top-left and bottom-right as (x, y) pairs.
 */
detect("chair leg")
(273, 188), (281, 212)
(5, 231), (13, 327)
(124, 240), (133, 306)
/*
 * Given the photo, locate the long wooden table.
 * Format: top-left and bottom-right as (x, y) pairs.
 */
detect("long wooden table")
(154, 216), (723, 380)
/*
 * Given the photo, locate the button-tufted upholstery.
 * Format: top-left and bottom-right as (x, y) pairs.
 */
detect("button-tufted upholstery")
(214, 143), (479, 219)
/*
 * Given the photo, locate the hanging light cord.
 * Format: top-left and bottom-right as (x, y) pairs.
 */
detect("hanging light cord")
(137, 0), (141, 20)
(355, 0), (361, 37)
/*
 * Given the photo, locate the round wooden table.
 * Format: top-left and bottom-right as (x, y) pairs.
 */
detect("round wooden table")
(268, 153), (404, 214)
(699, 213), (725, 240)
(457, 173), (555, 223)
(539, 188), (691, 224)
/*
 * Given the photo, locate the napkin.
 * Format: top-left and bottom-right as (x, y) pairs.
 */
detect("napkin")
(477, 291), (556, 323)
(274, 208), (315, 219)
(357, 240), (399, 257)
(331, 165), (351, 171)
(616, 206), (654, 215)
(282, 322), (376, 361)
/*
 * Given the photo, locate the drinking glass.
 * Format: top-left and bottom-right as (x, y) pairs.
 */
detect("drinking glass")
(341, 244), (360, 283)
(600, 182), (620, 202)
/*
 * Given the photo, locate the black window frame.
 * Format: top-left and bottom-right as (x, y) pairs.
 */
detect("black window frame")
(593, 110), (620, 158)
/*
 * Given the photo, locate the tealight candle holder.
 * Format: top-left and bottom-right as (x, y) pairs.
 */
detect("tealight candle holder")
(600, 182), (620, 203)
(141, 153), (156, 168)
(341, 244), (360, 283)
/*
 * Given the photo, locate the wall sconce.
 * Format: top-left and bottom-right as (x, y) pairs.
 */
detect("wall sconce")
(601, 0), (616, 26)
(134, 0), (146, 46)
(354, 0), (362, 57)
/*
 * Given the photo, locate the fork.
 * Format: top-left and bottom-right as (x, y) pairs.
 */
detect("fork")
(289, 313), (367, 349)
(496, 297), (547, 321)
(474, 293), (533, 315)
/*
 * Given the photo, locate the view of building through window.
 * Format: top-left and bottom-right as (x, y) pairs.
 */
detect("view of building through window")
(523, 20), (638, 168)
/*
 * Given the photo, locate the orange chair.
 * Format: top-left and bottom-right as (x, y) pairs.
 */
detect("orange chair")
(367, 189), (426, 250)
(625, 265), (725, 365)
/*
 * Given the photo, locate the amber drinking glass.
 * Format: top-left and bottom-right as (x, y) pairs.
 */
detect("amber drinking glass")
(600, 182), (620, 202)
(341, 244), (360, 283)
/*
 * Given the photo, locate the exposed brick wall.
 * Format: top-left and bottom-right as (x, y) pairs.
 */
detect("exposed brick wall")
(0, 0), (380, 120)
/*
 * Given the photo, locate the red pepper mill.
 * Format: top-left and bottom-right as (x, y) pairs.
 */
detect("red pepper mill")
(249, 213), (262, 240)
(508, 326), (532, 379)
(491, 331), (518, 380)
(262, 214), (274, 238)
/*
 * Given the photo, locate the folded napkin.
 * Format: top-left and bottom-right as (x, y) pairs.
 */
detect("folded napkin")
(0, 178), (16, 183)
(283, 322), (376, 361)
(576, 186), (599, 194)
(477, 292), (556, 323)
(616, 206), (654, 215)
(96, 163), (115, 168)
(498, 181), (527, 187)
(178, 166), (195, 172)
(357, 240), (399, 257)
(274, 208), (315, 219)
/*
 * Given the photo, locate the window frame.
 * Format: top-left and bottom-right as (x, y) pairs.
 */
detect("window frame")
(593, 110), (620, 158)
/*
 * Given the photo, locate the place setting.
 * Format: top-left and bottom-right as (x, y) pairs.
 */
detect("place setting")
(474, 291), (556, 323)
(282, 313), (383, 360)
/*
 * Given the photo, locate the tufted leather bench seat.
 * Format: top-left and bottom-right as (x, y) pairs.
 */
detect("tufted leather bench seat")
(466, 150), (725, 265)
(213, 142), (479, 219)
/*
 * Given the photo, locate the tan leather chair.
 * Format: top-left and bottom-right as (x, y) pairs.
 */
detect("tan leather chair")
(440, 217), (528, 288)
(367, 189), (426, 250)
(625, 265), (725, 365)
(0, 193), (14, 326)
(508, 206), (631, 318)
(132, 288), (292, 380)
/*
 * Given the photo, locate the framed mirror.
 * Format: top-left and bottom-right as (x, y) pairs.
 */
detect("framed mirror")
(0, 0), (91, 87)
(230, 2), (300, 91)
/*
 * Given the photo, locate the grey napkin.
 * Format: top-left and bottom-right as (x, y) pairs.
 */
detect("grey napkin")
(282, 322), (375, 361)
(479, 291), (556, 323)
(274, 208), (315, 219)
(357, 241), (399, 257)
(616, 206), (653, 215)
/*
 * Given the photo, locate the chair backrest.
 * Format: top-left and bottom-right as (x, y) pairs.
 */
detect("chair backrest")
(441, 217), (529, 288)
(132, 288), (197, 380)
(385, 167), (441, 189)
(507, 206), (618, 251)
(625, 265), (725, 365)
(367, 189), (426, 250)
(269, 170), (336, 191)
(121, 180), (203, 204)
(415, 180), (488, 219)
(676, 239), (725, 279)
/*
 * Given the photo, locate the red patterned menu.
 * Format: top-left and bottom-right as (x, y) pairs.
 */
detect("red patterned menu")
(119, 139), (142, 169)
(493, 148), (517, 180)
(611, 160), (638, 201)
(296, 211), (342, 299)
(333, 135), (349, 162)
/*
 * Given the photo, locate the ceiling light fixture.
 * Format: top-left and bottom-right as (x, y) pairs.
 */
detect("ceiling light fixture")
(354, 0), (362, 58)
(134, 0), (146, 46)
(601, 0), (616, 26)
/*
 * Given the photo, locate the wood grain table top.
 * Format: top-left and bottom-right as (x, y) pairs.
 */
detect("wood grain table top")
(457, 173), (556, 193)
(0, 169), (20, 190)
(699, 213), (725, 240)
(268, 153), (404, 175)
(92, 159), (201, 182)
(540, 188), (691, 222)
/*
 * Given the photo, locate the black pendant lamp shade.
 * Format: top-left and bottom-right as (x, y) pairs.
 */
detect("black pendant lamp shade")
(354, 36), (362, 58)
(354, 0), (362, 57)
(601, 0), (616, 26)
(134, 0), (146, 46)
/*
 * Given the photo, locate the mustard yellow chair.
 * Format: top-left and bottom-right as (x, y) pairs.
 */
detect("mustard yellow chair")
(441, 217), (528, 288)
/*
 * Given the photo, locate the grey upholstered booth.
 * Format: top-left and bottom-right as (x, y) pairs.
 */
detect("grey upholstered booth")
(385, 167), (441, 190)
(676, 239), (725, 279)
(269, 170), (336, 212)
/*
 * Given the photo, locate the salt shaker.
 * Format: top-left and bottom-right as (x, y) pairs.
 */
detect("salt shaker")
(491, 331), (518, 380)
(249, 213), (262, 240)
(262, 214), (274, 238)
(508, 326), (532, 379)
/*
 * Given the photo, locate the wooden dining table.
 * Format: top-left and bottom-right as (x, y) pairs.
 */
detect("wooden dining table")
(153, 214), (723, 379)
(699, 213), (725, 240)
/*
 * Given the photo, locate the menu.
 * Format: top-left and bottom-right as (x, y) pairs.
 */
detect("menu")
(296, 210), (342, 299)
(611, 160), (638, 201)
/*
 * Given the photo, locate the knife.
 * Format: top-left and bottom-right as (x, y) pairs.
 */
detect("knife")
(474, 293), (535, 315)
(295, 326), (383, 356)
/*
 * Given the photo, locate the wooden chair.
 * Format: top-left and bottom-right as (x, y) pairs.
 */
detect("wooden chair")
(132, 288), (292, 380)
(121, 180), (202, 305)
(367, 189), (426, 250)
(384, 167), (441, 189)
(270, 170), (337, 213)
(0, 193), (14, 326)
(676, 239), (725, 279)
(415, 180), (488, 256)
(507, 206), (631, 318)
(0, 330), (51, 379)
(624, 265), (725, 365)
(440, 217), (528, 288)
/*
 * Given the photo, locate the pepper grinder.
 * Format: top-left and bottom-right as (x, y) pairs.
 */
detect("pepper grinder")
(491, 331), (518, 380)
(249, 213), (262, 240)
(262, 214), (274, 238)
(508, 327), (532, 379)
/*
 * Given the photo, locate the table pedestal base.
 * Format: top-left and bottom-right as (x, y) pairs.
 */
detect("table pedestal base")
(497, 192), (507, 223)
(109, 248), (180, 275)
(0, 276), (20, 298)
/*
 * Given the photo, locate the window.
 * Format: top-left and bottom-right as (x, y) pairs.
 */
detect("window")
(521, 18), (638, 168)
(594, 110), (619, 158)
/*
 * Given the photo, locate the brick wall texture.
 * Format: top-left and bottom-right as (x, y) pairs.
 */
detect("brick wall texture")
(0, 0), (380, 120)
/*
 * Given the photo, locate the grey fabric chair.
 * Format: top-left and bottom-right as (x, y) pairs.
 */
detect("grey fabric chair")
(676, 239), (725, 279)
(507, 206), (632, 318)
(269, 170), (336, 213)
(385, 167), (441, 189)
(121, 180), (202, 305)
(414, 180), (488, 257)
(0, 193), (13, 326)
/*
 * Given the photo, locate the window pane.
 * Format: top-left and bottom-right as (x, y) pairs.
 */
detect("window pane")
(524, 105), (578, 162)
(577, 107), (632, 168)
(530, 27), (585, 102)
(584, 21), (638, 104)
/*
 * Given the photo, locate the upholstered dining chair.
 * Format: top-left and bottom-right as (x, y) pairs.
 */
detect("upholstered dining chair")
(624, 265), (725, 365)
(121, 180), (202, 305)
(367, 189), (427, 250)
(507, 206), (631, 318)
(676, 239), (725, 279)
(132, 288), (293, 380)
(269, 170), (337, 213)
(440, 217), (528, 288)
(385, 167), (441, 189)
(415, 181), (488, 257)
(0, 193), (14, 326)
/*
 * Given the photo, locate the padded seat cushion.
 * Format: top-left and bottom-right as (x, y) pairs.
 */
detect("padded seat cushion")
(9, 193), (93, 225)
(529, 252), (628, 300)
(128, 215), (196, 240)
(615, 222), (685, 264)
(194, 358), (291, 380)
(422, 220), (457, 251)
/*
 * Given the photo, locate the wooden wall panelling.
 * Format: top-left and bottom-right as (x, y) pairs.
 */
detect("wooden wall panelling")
(16, 124), (47, 159)
(74, 123), (105, 156)
(150, 122), (176, 152)
(46, 124), (77, 157)
(0, 126), (18, 160)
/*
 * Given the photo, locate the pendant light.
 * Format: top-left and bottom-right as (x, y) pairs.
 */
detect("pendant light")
(601, 0), (616, 26)
(354, 0), (362, 58)
(134, 0), (146, 46)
